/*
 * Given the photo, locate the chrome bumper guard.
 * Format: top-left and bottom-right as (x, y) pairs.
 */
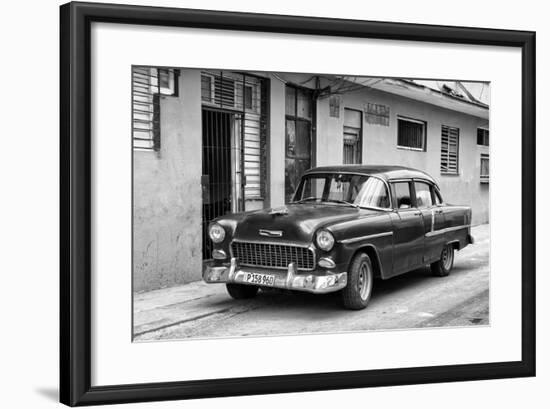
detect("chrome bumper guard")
(203, 257), (347, 294)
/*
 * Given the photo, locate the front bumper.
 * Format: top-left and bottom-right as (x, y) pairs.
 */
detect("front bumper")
(203, 257), (347, 294)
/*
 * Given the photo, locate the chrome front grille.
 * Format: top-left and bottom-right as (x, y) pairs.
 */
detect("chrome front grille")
(231, 241), (315, 271)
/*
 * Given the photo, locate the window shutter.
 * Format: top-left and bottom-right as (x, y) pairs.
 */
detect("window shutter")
(132, 67), (161, 151)
(480, 153), (489, 183)
(440, 125), (459, 174)
(212, 76), (234, 108)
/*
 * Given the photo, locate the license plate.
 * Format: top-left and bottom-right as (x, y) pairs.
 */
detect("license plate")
(243, 272), (275, 287)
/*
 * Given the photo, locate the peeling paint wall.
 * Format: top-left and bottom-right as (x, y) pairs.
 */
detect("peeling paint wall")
(133, 69), (202, 292)
(134, 70), (489, 293)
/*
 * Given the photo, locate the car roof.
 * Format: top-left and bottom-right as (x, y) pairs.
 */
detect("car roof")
(304, 165), (437, 185)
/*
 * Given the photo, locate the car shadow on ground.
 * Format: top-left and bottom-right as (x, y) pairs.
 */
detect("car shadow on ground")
(203, 264), (474, 312)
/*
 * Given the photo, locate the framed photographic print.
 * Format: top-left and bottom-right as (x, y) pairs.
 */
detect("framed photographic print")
(60, 1), (536, 406)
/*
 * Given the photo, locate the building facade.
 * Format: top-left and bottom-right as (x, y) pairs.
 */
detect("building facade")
(132, 67), (489, 292)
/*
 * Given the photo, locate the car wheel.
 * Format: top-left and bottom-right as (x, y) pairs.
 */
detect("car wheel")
(431, 244), (454, 277)
(226, 283), (259, 299)
(342, 252), (374, 310)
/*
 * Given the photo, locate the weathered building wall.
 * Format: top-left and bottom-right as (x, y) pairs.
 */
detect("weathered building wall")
(314, 87), (490, 225)
(133, 69), (203, 292)
(134, 70), (489, 292)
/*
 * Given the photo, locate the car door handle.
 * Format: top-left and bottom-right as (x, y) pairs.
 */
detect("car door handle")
(435, 209), (443, 214)
(413, 211), (422, 216)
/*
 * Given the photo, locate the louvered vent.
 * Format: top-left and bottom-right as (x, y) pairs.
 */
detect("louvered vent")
(440, 125), (460, 174)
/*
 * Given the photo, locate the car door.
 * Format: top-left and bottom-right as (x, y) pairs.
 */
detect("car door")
(413, 180), (447, 263)
(388, 180), (425, 276)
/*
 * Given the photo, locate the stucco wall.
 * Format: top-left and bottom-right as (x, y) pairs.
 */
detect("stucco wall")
(134, 70), (489, 292)
(268, 75), (287, 208)
(314, 87), (490, 225)
(133, 69), (202, 292)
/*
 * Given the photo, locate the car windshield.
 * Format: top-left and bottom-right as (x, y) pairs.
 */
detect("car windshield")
(292, 173), (390, 209)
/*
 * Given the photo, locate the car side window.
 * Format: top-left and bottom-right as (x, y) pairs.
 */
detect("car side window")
(414, 181), (434, 208)
(354, 178), (390, 209)
(392, 182), (412, 209)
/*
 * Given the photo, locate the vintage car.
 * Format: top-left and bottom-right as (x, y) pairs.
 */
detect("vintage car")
(203, 165), (474, 310)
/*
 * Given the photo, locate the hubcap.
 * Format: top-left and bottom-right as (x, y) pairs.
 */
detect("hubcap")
(358, 263), (371, 300)
(441, 245), (453, 270)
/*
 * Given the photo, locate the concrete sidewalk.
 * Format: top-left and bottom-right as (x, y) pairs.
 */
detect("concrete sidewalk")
(134, 224), (489, 341)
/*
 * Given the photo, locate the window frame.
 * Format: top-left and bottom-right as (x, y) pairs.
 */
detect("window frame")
(396, 116), (427, 152)
(480, 153), (490, 183)
(440, 124), (460, 175)
(390, 179), (414, 210)
(477, 127), (490, 146)
(157, 68), (178, 96)
(343, 107), (363, 164)
(132, 67), (179, 152)
(200, 73), (215, 103)
(243, 84), (254, 110)
(285, 83), (316, 203)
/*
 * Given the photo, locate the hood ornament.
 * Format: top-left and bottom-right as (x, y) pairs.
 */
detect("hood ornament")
(259, 229), (283, 238)
(269, 206), (288, 216)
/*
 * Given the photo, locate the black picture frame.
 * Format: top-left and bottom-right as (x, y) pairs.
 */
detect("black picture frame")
(60, 1), (536, 406)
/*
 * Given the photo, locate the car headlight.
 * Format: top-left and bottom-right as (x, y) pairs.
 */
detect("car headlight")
(316, 229), (335, 251)
(208, 223), (226, 243)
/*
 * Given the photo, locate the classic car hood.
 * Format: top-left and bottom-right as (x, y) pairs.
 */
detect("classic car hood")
(233, 204), (377, 243)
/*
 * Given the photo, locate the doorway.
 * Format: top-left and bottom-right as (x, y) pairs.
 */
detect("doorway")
(201, 109), (242, 259)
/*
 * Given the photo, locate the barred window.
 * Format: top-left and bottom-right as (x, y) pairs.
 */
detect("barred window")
(397, 117), (426, 151)
(440, 125), (460, 174)
(480, 154), (489, 183)
(477, 128), (489, 146)
(343, 108), (362, 164)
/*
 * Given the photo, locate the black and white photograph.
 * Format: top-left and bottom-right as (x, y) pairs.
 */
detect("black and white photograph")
(0, 0), (543, 407)
(58, 1), (535, 405)
(132, 68), (490, 341)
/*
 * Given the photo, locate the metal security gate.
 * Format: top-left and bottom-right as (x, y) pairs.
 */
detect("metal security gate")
(201, 109), (238, 259)
(201, 71), (268, 259)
